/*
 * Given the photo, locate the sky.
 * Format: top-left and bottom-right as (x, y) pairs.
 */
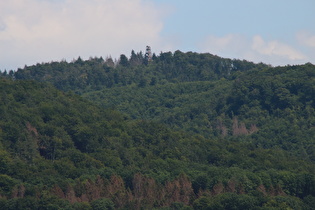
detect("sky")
(1, 0), (315, 71)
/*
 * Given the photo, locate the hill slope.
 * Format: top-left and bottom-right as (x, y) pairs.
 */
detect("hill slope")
(12, 51), (267, 93)
(82, 63), (315, 158)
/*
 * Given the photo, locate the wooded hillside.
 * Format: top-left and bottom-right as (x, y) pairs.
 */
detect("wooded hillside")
(1, 51), (315, 209)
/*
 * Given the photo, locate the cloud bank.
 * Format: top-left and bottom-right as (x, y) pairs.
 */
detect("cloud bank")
(199, 34), (311, 66)
(0, 0), (169, 70)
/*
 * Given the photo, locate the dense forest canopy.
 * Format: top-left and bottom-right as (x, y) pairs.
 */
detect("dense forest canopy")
(0, 50), (315, 209)
(11, 51), (267, 93)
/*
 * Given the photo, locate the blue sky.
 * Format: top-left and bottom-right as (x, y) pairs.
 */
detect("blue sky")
(1, 0), (315, 70)
(155, 0), (315, 65)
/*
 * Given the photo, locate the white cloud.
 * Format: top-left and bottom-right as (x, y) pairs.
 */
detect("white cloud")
(0, 0), (169, 70)
(199, 34), (247, 59)
(199, 34), (308, 66)
(251, 35), (306, 61)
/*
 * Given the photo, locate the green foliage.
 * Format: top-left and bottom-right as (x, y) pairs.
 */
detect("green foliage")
(0, 197), (39, 210)
(0, 174), (18, 196)
(91, 198), (115, 210)
(193, 193), (262, 210)
(193, 194), (307, 210)
(12, 51), (266, 93)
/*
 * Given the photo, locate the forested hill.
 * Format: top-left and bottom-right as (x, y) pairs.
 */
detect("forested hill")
(8, 51), (315, 155)
(11, 51), (267, 93)
(1, 51), (315, 209)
